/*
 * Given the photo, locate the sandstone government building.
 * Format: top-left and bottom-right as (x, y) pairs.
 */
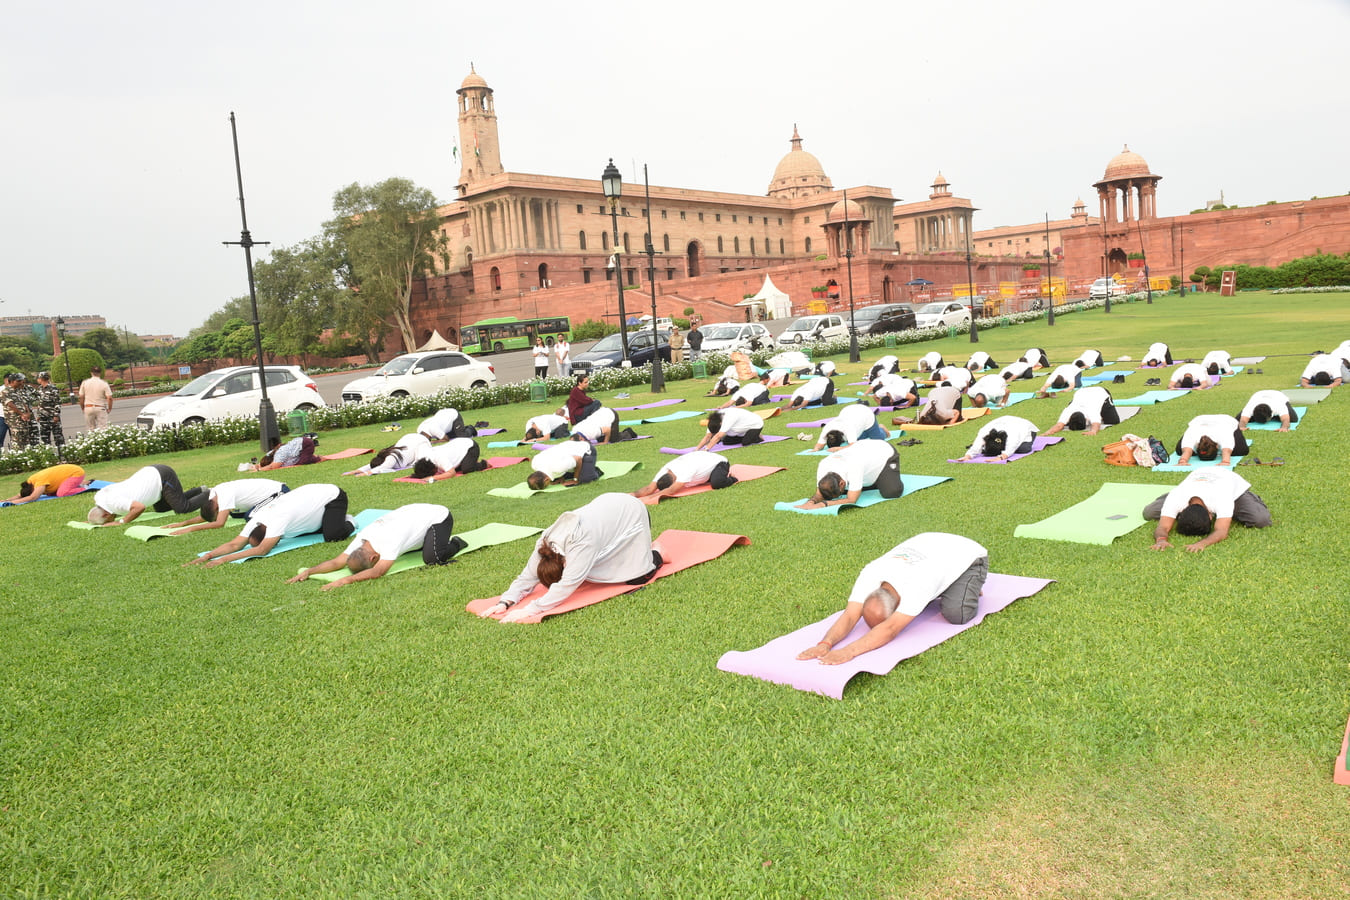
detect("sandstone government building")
(408, 68), (1350, 347)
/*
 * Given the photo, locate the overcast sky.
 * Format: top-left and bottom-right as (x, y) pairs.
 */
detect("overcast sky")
(5, 0), (1347, 337)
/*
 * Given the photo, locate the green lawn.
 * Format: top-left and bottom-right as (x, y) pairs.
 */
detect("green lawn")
(3, 292), (1349, 898)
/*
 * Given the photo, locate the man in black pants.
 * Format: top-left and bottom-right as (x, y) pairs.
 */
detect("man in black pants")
(87, 463), (207, 526)
(188, 483), (355, 567)
(287, 503), (466, 589)
(796, 439), (902, 510)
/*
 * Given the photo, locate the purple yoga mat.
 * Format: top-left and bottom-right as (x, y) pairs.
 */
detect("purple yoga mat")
(611, 398), (686, 411)
(949, 435), (1063, 464)
(716, 574), (1055, 699)
(531, 436), (653, 451)
(475, 427), (506, 436)
(661, 435), (790, 455)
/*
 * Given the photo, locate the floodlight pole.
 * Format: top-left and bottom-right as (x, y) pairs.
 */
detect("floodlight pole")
(843, 189), (859, 363)
(643, 165), (664, 392)
(965, 229), (979, 343)
(222, 112), (279, 454)
(602, 159), (630, 363)
(1045, 214), (1055, 326)
(1136, 215), (1153, 304)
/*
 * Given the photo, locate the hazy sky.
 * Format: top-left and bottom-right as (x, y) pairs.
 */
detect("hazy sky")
(4, 0), (1347, 337)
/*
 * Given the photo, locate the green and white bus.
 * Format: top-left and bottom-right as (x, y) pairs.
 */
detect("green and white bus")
(460, 316), (572, 354)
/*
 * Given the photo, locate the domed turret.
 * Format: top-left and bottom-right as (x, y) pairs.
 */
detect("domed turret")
(767, 125), (832, 198)
(1102, 145), (1153, 180)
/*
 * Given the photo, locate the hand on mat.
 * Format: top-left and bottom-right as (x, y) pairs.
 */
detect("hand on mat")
(795, 499), (827, 510)
(500, 604), (534, 623)
(796, 641), (831, 661)
(1150, 538), (1172, 552)
(286, 571), (310, 584)
(476, 601), (507, 619)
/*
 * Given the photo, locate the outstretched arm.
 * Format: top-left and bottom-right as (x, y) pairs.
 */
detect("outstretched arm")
(204, 536), (280, 567)
(797, 602), (864, 660)
(1150, 516), (1176, 551)
(287, 553), (350, 583)
(321, 559), (394, 590)
(1184, 517), (1232, 553)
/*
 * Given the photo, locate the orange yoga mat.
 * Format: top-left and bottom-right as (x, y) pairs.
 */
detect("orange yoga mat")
(319, 447), (374, 461)
(1336, 714), (1350, 786)
(897, 407), (989, 430)
(466, 529), (751, 624)
(638, 464), (785, 505)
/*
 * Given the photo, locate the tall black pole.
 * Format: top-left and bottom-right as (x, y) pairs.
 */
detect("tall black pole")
(843, 190), (859, 363)
(1179, 227), (1186, 297)
(1135, 215), (1153, 304)
(965, 226), (979, 343)
(602, 159), (629, 363)
(643, 165), (664, 392)
(222, 112), (278, 454)
(1101, 205), (1112, 314)
(1045, 213), (1055, 326)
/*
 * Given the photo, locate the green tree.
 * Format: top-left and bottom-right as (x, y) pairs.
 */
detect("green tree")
(252, 238), (343, 362)
(51, 348), (105, 386)
(188, 296), (255, 340)
(75, 328), (128, 367)
(326, 178), (448, 354)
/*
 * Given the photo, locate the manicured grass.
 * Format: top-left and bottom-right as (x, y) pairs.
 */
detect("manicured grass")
(2, 292), (1349, 897)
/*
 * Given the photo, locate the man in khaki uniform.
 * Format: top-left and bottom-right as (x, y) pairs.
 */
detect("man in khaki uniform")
(78, 366), (113, 430)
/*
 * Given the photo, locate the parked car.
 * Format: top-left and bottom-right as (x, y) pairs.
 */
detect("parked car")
(914, 301), (973, 329)
(571, 329), (673, 372)
(696, 322), (777, 354)
(137, 365), (324, 429)
(340, 350), (496, 404)
(778, 314), (848, 344)
(850, 303), (918, 336)
(1089, 277), (1129, 300)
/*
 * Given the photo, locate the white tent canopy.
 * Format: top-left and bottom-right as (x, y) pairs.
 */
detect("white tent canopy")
(747, 275), (792, 320)
(415, 329), (460, 352)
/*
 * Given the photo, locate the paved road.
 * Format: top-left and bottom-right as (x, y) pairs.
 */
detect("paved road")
(53, 318), (795, 437)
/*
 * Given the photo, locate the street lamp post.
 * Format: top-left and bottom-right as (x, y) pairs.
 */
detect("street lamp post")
(1044, 214), (1055, 326)
(642, 165), (664, 392)
(1101, 216), (1112, 315)
(965, 230), (979, 343)
(54, 316), (74, 401)
(601, 159), (630, 364)
(1135, 216), (1152, 304)
(842, 190), (860, 363)
(222, 112), (279, 455)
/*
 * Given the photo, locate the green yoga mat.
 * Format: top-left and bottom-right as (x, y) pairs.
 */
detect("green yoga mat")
(487, 461), (643, 498)
(67, 510), (174, 531)
(773, 473), (952, 515)
(1014, 483), (1167, 544)
(1282, 388), (1332, 404)
(304, 522), (543, 583)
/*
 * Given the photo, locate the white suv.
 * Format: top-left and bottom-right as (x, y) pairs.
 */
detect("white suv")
(1090, 277), (1129, 300)
(779, 314), (847, 344)
(137, 365), (323, 428)
(340, 350), (496, 404)
(696, 322), (777, 354)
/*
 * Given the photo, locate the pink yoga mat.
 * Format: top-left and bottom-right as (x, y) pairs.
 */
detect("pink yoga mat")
(638, 464), (785, 505)
(392, 457), (527, 483)
(466, 530), (751, 624)
(949, 435), (1063, 463)
(717, 573), (1055, 699)
(320, 447), (374, 461)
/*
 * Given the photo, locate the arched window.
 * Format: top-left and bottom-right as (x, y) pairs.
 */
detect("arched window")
(623, 232), (630, 253)
(717, 236), (724, 253)
(601, 232), (609, 251)
(464, 247), (474, 267)
(805, 237), (812, 254)
(578, 231), (587, 250)
(490, 267), (501, 291)
(734, 237), (740, 253)
(779, 238), (784, 254)
(663, 234), (670, 252)
(749, 237), (756, 256)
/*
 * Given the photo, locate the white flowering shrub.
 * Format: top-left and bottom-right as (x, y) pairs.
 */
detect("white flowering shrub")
(1271, 285), (1350, 294)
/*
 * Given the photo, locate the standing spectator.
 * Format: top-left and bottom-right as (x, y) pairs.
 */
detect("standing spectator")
(669, 326), (686, 362)
(78, 366), (113, 430)
(2, 373), (35, 450)
(532, 337), (549, 380)
(554, 334), (572, 378)
(34, 372), (65, 449)
(686, 326), (704, 362)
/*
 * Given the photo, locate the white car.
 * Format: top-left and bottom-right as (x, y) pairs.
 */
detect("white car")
(778, 314), (847, 344)
(914, 301), (973, 329)
(137, 365), (324, 429)
(1089, 277), (1130, 300)
(340, 350), (496, 404)
(696, 322), (777, 354)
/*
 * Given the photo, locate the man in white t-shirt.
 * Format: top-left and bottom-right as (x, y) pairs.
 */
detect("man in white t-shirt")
(1000, 360), (1034, 382)
(1168, 363), (1213, 390)
(1020, 348), (1049, 369)
(705, 370), (739, 397)
(1300, 353), (1345, 387)
(914, 351), (943, 373)
(1034, 363), (1083, 398)
(865, 373), (918, 408)
(1042, 385), (1120, 436)
(902, 384), (963, 426)
(571, 406), (626, 443)
(87, 464), (207, 526)
(797, 439), (901, 509)
(1074, 349), (1104, 369)
(1237, 389), (1298, 432)
(717, 377), (770, 409)
(1143, 467), (1271, 552)
(781, 375), (836, 410)
(287, 503), (464, 589)
(796, 532), (988, 665)
(935, 365), (974, 391)
(815, 403), (886, 450)
(417, 408), (472, 441)
(696, 407), (768, 450)
(522, 413), (572, 441)
(554, 335), (572, 378)
(526, 438), (600, 490)
(165, 478), (288, 534)
(960, 415), (1039, 460)
(353, 433), (433, 475)
(870, 355), (902, 381)
(1201, 350), (1235, 376)
(966, 373), (1009, 409)
(633, 450), (736, 500)
(411, 438), (488, 480)
(1173, 413), (1248, 466)
(188, 483), (354, 567)
(965, 351), (998, 371)
(1141, 342), (1172, 367)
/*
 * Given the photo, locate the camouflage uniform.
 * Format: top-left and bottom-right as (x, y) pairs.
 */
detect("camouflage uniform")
(35, 380), (65, 447)
(1, 378), (35, 450)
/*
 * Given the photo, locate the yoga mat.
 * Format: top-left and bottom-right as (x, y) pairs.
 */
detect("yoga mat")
(305, 522), (544, 583)
(1115, 389), (1190, 406)
(211, 508), (388, 562)
(67, 510), (174, 530)
(611, 398), (686, 411)
(787, 418), (835, 429)
(716, 573), (1055, 699)
(1099, 407), (1141, 429)
(619, 410), (705, 427)
(2, 479), (111, 508)
(319, 447), (374, 461)
(1082, 369), (1135, 384)
(773, 473), (952, 515)
(1013, 482), (1168, 544)
(1232, 356), (1266, 365)
(487, 439), (533, 449)
(795, 430), (904, 456)
(661, 435), (790, 455)
(638, 464), (785, 505)
(1335, 713), (1350, 786)
(125, 524), (186, 541)
(468, 529), (751, 623)
(1283, 388), (1332, 404)
(993, 392), (1037, 409)
(475, 427), (506, 437)
(769, 395), (837, 406)
(486, 461), (644, 498)
(391, 457), (527, 483)
(1245, 407), (1308, 431)
(898, 407), (990, 430)
(950, 435), (1064, 464)
(1152, 448), (1250, 473)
